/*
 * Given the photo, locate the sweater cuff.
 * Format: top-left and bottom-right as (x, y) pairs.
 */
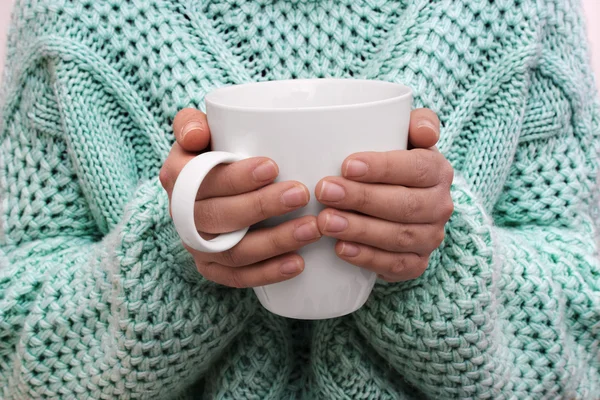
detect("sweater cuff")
(115, 177), (205, 284)
(374, 173), (494, 290)
(435, 172), (495, 276)
(353, 173), (497, 393)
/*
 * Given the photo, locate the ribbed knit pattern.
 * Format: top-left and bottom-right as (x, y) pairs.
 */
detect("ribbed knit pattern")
(1, 0), (599, 399)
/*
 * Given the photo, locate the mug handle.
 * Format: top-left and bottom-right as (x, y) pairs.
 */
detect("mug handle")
(171, 151), (249, 253)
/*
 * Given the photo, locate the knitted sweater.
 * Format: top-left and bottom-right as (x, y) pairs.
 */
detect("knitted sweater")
(1, 0), (599, 398)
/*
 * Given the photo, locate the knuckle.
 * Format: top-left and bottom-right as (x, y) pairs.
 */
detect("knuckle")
(439, 198), (455, 221)
(355, 221), (369, 243)
(195, 261), (218, 283)
(390, 255), (429, 281)
(383, 152), (395, 182)
(389, 255), (410, 276)
(253, 190), (270, 220)
(194, 259), (207, 275)
(401, 191), (421, 220)
(224, 167), (239, 194)
(357, 183), (373, 210)
(392, 225), (415, 251)
(412, 151), (431, 185)
(434, 228), (446, 249)
(267, 229), (288, 253)
(443, 160), (455, 183)
(227, 270), (247, 289)
(220, 247), (242, 267)
(195, 200), (222, 232)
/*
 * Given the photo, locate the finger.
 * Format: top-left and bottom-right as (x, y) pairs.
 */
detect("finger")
(197, 216), (321, 267)
(317, 209), (444, 255)
(408, 108), (440, 149)
(160, 143), (200, 195)
(335, 241), (429, 282)
(172, 108), (211, 151)
(341, 148), (453, 187)
(196, 253), (305, 288)
(315, 177), (454, 224)
(196, 157), (279, 200)
(160, 143), (279, 198)
(195, 181), (310, 233)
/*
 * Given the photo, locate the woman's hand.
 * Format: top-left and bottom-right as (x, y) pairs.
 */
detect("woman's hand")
(315, 109), (454, 282)
(160, 109), (322, 288)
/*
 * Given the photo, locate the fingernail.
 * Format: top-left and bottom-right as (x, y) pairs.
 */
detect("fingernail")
(318, 181), (345, 202)
(180, 120), (205, 140)
(253, 160), (278, 181)
(294, 221), (320, 241)
(281, 186), (308, 207)
(340, 242), (360, 257)
(324, 214), (348, 232)
(344, 160), (369, 177)
(416, 119), (439, 140)
(280, 259), (302, 275)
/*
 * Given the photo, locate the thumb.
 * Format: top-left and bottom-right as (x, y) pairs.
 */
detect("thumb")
(408, 108), (440, 149)
(172, 108), (211, 152)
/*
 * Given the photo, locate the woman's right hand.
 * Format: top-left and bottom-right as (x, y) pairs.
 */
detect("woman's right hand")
(160, 108), (321, 288)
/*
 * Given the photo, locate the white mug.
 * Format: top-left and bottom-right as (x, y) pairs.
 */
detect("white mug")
(171, 79), (412, 319)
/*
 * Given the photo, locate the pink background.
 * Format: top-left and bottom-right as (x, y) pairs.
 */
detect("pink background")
(0, 1), (599, 87)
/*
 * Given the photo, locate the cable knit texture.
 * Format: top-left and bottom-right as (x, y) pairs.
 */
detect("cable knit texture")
(1, 0), (599, 399)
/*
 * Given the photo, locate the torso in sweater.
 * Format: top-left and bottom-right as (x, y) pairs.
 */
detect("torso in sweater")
(1, 0), (599, 399)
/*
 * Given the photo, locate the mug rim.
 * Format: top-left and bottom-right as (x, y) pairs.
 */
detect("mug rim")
(204, 78), (412, 113)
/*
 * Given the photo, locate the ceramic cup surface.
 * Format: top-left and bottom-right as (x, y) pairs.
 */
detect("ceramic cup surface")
(171, 78), (412, 319)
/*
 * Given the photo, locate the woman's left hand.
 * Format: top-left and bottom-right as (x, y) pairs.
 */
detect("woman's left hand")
(315, 109), (454, 282)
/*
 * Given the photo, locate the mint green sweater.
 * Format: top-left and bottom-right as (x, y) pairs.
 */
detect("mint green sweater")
(1, 0), (599, 398)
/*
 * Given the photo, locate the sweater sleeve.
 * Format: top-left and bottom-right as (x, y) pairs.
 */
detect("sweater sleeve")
(0, 33), (256, 400)
(350, 1), (600, 399)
